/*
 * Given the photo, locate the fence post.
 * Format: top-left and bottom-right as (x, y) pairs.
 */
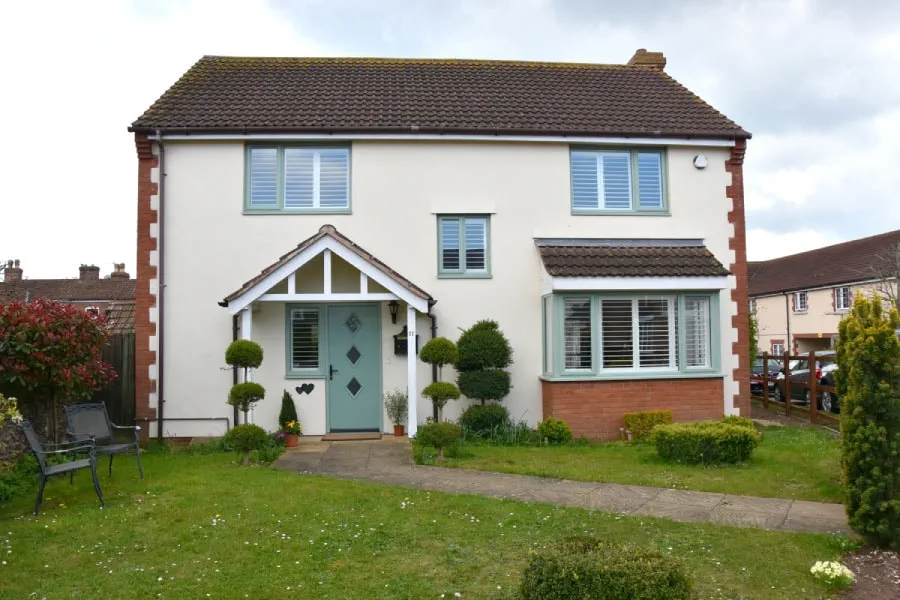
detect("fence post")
(808, 350), (818, 425)
(762, 351), (770, 409)
(784, 351), (792, 417)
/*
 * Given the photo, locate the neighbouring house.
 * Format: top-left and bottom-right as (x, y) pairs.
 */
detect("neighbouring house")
(128, 50), (750, 441)
(0, 261), (136, 333)
(749, 229), (900, 356)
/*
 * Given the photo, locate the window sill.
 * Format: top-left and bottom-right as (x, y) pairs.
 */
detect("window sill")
(793, 310), (808, 314)
(540, 371), (722, 382)
(571, 209), (670, 217)
(244, 208), (352, 216)
(285, 373), (327, 380)
(438, 273), (492, 279)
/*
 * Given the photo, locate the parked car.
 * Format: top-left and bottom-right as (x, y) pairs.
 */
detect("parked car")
(750, 357), (781, 396)
(772, 350), (839, 412)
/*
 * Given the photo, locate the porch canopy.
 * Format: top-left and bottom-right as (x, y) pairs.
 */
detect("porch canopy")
(221, 224), (434, 436)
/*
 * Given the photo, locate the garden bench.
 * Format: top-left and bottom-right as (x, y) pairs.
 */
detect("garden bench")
(64, 403), (143, 479)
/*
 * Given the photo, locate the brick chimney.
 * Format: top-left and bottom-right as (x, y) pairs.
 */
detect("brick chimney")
(79, 264), (100, 281)
(110, 262), (130, 279)
(627, 48), (666, 72)
(4, 259), (22, 282)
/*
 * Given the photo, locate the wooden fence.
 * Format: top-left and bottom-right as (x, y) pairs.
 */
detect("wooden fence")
(751, 350), (839, 426)
(92, 332), (135, 426)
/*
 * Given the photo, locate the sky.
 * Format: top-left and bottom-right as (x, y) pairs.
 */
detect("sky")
(1, 0), (898, 278)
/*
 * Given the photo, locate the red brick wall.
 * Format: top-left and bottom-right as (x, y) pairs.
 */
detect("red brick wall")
(726, 140), (751, 417)
(134, 134), (158, 442)
(541, 378), (724, 440)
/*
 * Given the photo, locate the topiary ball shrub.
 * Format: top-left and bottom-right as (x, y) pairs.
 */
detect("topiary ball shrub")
(652, 421), (761, 465)
(457, 370), (511, 404)
(415, 421), (461, 458)
(623, 410), (673, 441)
(456, 320), (513, 372)
(537, 417), (573, 445)
(228, 382), (266, 420)
(224, 424), (270, 465)
(519, 536), (694, 600)
(419, 337), (458, 372)
(225, 340), (264, 369)
(422, 381), (461, 421)
(459, 403), (510, 434)
(721, 415), (755, 429)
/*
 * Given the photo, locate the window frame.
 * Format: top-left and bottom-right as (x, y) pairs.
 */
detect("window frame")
(284, 304), (327, 378)
(436, 215), (492, 279)
(835, 286), (851, 311)
(543, 292), (720, 380)
(569, 147), (669, 215)
(794, 291), (808, 313)
(244, 144), (352, 214)
(749, 298), (757, 313)
(771, 342), (785, 356)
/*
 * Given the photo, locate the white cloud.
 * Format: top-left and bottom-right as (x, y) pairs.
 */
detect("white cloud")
(747, 228), (842, 261)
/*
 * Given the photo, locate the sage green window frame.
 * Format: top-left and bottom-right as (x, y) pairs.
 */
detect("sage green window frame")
(244, 144), (352, 214)
(542, 292), (721, 381)
(285, 304), (327, 378)
(436, 215), (492, 279)
(569, 147), (669, 215)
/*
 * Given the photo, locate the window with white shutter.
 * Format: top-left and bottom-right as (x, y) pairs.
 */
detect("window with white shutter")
(246, 146), (350, 212)
(684, 297), (711, 368)
(288, 307), (321, 374)
(835, 286), (851, 310)
(563, 298), (592, 371)
(570, 149), (666, 213)
(437, 216), (490, 277)
(794, 291), (808, 312)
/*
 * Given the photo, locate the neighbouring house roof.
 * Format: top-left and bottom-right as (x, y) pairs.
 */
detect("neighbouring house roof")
(748, 229), (900, 297)
(535, 239), (729, 277)
(0, 279), (136, 303)
(130, 55), (749, 140)
(103, 301), (136, 334)
(223, 224), (434, 305)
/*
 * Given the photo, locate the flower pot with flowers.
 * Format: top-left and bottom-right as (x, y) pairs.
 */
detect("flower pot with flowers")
(281, 420), (302, 447)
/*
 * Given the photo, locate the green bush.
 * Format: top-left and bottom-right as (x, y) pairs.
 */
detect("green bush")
(422, 381), (460, 421)
(623, 410), (673, 440)
(228, 382), (266, 421)
(278, 390), (298, 430)
(836, 294), (900, 549)
(419, 337), (458, 375)
(652, 421), (761, 465)
(456, 320), (513, 371)
(415, 422), (461, 457)
(413, 445), (438, 465)
(721, 415), (755, 429)
(0, 454), (38, 503)
(225, 339), (264, 369)
(537, 417), (573, 445)
(457, 370), (511, 404)
(224, 424), (270, 465)
(459, 403), (510, 434)
(519, 536), (694, 600)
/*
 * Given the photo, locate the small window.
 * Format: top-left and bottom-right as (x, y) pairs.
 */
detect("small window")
(288, 307), (321, 374)
(563, 297), (592, 371)
(85, 306), (100, 316)
(542, 296), (554, 375)
(246, 146), (350, 213)
(835, 286), (851, 310)
(437, 216), (490, 277)
(749, 298), (757, 313)
(684, 296), (711, 368)
(794, 291), (808, 312)
(772, 342), (785, 356)
(570, 149), (666, 213)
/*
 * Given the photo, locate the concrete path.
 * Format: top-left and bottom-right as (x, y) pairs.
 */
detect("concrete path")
(273, 438), (849, 535)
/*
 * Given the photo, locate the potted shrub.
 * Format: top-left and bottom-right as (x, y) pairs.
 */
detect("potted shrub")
(384, 388), (408, 437)
(281, 419), (302, 447)
(278, 389), (300, 446)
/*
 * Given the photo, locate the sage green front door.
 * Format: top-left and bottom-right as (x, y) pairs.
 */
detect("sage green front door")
(326, 304), (382, 432)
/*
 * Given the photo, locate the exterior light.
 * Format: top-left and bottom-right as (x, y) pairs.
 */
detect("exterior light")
(388, 300), (400, 324)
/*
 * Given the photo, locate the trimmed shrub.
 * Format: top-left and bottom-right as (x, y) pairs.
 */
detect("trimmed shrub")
(457, 370), (511, 405)
(519, 536), (694, 600)
(537, 417), (573, 445)
(419, 337), (458, 377)
(623, 410), (673, 440)
(652, 421), (761, 465)
(456, 320), (513, 371)
(278, 390), (298, 430)
(721, 415), (755, 429)
(225, 340), (264, 370)
(224, 424), (270, 465)
(228, 382), (266, 422)
(459, 403), (510, 434)
(415, 422), (461, 458)
(836, 293), (900, 549)
(422, 381), (460, 421)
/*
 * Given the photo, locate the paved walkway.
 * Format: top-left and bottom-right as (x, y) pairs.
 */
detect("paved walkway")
(272, 438), (849, 535)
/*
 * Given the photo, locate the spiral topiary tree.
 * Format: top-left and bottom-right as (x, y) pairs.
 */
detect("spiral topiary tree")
(225, 340), (265, 424)
(456, 320), (513, 405)
(836, 293), (900, 549)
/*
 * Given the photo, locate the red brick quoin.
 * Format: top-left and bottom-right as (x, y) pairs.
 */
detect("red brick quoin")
(134, 134), (158, 442)
(727, 140), (750, 417)
(541, 378), (724, 440)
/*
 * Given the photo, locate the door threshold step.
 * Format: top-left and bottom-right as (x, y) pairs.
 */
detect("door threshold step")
(322, 433), (382, 441)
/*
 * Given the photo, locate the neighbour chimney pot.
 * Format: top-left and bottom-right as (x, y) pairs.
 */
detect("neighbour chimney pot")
(4, 259), (22, 283)
(79, 264), (100, 281)
(627, 48), (667, 72)
(110, 262), (130, 279)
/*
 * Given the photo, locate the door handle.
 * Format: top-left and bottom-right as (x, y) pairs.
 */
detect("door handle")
(329, 365), (339, 381)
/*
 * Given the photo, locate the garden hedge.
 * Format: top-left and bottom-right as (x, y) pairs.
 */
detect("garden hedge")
(623, 410), (673, 440)
(652, 421), (760, 464)
(537, 417), (573, 445)
(519, 536), (693, 600)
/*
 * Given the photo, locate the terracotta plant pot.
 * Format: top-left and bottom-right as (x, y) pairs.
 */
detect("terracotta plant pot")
(393, 424), (406, 437)
(285, 433), (299, 448)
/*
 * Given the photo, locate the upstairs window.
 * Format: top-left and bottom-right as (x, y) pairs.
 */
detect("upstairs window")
(771, 342), (785, 356)
(835, 286), (851, 310)
(794, 291), (808, 312)
(749, 298), (757, 313)
(570, 149), (666, 213)
(246, 146), (350, 213)
(438, 216), (490, 277)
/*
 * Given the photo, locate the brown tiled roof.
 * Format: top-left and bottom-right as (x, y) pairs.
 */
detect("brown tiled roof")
(0, 279), (136, 303)
(223, 224), (433, 304)
(103, 301), (136, 334)
(749, 229), (900, 297)
(130, 55), (749, 140)
(536, 240), (729, 277)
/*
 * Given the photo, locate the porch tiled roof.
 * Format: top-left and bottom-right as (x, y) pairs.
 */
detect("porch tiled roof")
(535, 239), (729, 277)
(223, 225), (434, 304)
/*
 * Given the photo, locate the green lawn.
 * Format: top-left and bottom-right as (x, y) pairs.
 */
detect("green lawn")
(0, 451), (854, 599)
(445, 425), (843, 503)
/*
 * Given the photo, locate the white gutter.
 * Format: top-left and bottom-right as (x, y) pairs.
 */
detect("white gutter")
(150, 133), (735, 147)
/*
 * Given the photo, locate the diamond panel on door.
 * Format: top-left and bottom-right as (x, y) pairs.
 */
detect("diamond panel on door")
(346, 345), (361, 365)
(346, 377), (362, 397)
(345, 313), (361, 334)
